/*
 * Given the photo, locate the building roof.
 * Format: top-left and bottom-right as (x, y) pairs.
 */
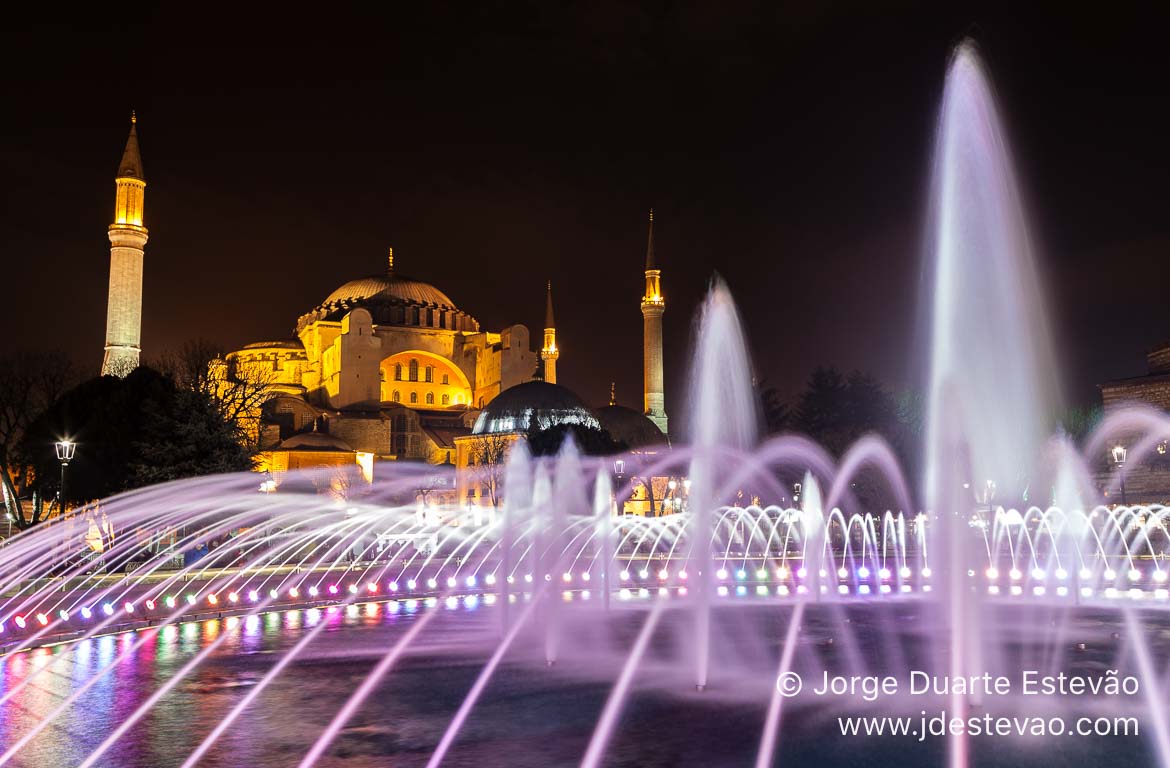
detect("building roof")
(595, 404), (665, 448)
(241, 339), (305, 351)
(118, 113), (144, 180)
(278, 431), (353, 452)
(472, 380), (599, 435)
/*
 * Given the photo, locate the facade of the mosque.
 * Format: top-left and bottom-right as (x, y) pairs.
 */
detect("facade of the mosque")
(98, 120), (670, 507)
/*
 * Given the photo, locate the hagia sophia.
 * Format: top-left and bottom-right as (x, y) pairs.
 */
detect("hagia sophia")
(99, 117), (674, 512)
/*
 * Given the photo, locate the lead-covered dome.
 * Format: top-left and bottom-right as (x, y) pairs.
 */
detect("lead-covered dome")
(296, 251), (480, 333)
(473, 381), (600, 435)
(595, 404), (664, 449)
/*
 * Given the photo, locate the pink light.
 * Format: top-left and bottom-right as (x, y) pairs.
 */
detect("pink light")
(145, 600), (155, 610)
(14, 616), (26, 628)
(36, 613), (49, 626)
(328, 585), (339, 594)
(208, 595), (219, 605)
(367, 583), (378, 593)
(228, 592), (239, 603)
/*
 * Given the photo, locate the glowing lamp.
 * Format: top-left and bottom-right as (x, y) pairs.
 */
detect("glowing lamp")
(36, 613), (48, 625)
(145, 600), (155, 610)
(14, 616), (26, 628)
(81, 607), (93, 619)
(102, 604), (114, 616)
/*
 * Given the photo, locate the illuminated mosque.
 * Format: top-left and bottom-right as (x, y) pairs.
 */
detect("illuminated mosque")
(98, 117), (671, 506)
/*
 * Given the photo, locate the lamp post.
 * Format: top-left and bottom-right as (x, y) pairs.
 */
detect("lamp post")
(1111, 444), (1128, 507)
(54, 440), (76, 515)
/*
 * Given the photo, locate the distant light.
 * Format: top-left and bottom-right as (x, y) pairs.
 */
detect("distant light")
(755, 569), (767, 580)
(124, 602), (134, 614)
(14, 616), (26, 628)
(368, 583), (379, 593)
(1055, 568), (1068, 580)
(1128, 569), (1142, 581)
(484, 574), (496, 586)
(287, 588), (299, 598)
(659, 569), (670, 580)
(581, 572), (591, 582)
(81, 606), (93, 619)
(920, 567), (932, 578)
(406, 580), (417, 590)
(58, 610), (70, 621)
(562, 572), (572, 583)
(1031, 568), (1045, 580)
(639, 569), (649, 579)
(426, 578), (438, 589)
(837, 567), (848, 579)
(465, 576), (477, 587)
(164, 597), (176, 609)
(446, 577), (456, 588)
(228, 592), (240, 603)
(1079, 568), (1093, 580)
(899, 566), (911, 578)
(716, 568), (728, 580)
(735, 569), (746, 580)
(857, 566), (870, 579)
(878, 568), (891, 580)
(208, 594), (219, 605)
(678, 570), (688, 580)
(102, 604), (114, 616)
(1104, 569), (1117, 581)
(308, 586), (319, 597)
(986, 567), (999, 579)
(36, 613), (49, 625)
(389, 581), (400, 591)
(249, 591), (260, 602)
(1009, 568), (1022, 581)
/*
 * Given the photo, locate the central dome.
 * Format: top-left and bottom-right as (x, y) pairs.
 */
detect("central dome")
(296, 255), (480, 333)
(322, 274), (458, 309)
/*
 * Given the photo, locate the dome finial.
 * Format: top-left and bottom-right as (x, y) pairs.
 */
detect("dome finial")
(387, 246), (394, 274)
(610, 382), (616, 406)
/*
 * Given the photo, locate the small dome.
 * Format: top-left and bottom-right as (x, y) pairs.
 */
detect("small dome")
(473, 381), (600, 435)
(595, 404), (664, 449)
(279, 431), (353, 452)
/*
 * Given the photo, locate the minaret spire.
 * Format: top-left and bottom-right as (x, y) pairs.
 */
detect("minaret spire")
(640, 208), (667, 434)
(102, 114), (149, 376)
(541, 280), (559, 384)
(387, 246), (394, 274)
(609, 382), (616, 406)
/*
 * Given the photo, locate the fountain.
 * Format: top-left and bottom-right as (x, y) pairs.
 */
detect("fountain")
(1, 39), (1169, 768)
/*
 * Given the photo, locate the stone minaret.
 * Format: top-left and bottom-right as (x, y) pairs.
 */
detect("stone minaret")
(541, 280), (559, 384)
(102, 113), (148, 377)
(641, 209), (668, 434)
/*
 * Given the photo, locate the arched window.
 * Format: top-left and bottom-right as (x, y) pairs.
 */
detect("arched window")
(441, 394), (450, 405)
(425, 365), (433, 383)
(392, 390), (401, 403)
(410, 392), (418, 404)
(394, 363), (403, 381)
(441, 373), (449, 385)
(425, 392), (435, 405)
(409, 359), (419, 382)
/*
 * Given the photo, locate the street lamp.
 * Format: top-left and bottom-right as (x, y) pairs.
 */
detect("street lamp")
(54, 439), (75, 513)
(1111, 444), (1128, 506)
(612, 459), (626, 516)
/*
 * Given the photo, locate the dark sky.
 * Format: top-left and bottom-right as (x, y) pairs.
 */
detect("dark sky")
(4, 3), (1169, 427)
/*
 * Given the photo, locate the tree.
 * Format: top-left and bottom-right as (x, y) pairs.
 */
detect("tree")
(18, 367), (252, 514)
(792, 367), (905, 458)
(758, 380), (791, 435)
(468, 433), (512, 508)
(155, 339), (275, 451)
(0, 352), (78, 529)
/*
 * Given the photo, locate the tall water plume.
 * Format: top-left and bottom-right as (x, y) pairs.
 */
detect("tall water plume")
(687, 277), (760, 689)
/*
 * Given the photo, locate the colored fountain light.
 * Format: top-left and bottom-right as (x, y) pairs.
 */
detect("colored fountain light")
(80, 606), (93, 619)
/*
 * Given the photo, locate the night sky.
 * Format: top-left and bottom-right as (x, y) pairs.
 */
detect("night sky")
(4, 3), (1169, 429)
